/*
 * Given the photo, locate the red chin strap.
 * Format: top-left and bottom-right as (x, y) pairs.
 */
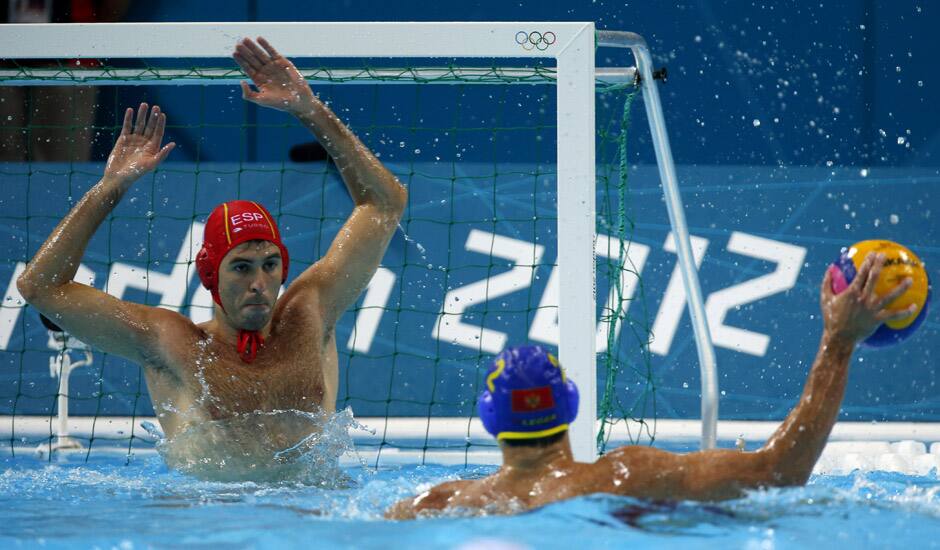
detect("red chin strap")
(237, 330), (265, 363)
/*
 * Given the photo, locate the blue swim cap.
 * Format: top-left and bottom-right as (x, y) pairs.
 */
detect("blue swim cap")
(478, 345), (579, 441)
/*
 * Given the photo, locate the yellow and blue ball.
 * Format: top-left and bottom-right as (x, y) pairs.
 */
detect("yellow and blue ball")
(828, 240), (931, 347)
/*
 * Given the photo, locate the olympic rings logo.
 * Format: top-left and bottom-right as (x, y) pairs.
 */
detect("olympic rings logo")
(515, 30), (556, 51)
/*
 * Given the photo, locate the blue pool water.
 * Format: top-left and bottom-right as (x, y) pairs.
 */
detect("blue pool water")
(3, 453), (940, 549)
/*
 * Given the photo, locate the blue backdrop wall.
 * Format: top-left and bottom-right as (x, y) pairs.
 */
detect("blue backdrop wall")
(0, 1), (936, 423)
(113, 0), (940, 168)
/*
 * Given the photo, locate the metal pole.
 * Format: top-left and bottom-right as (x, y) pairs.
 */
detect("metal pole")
(556, 23), (598, 462)
(596, 31), (719, 449)
(56, 352), (70, 447)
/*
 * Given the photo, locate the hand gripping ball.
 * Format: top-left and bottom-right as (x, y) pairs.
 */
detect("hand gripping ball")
(828, 240), (931, 347)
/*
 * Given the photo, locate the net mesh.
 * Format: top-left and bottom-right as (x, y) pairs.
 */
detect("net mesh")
(0, 61), (654, 463)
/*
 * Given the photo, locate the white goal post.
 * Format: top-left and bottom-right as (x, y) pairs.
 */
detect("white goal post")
(0, 21), (718, 460)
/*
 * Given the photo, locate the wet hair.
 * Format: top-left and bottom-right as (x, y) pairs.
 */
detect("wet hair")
(500, 430), (567, 448)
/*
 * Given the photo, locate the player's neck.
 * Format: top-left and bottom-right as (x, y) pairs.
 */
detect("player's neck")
(499, 436), (574, 474)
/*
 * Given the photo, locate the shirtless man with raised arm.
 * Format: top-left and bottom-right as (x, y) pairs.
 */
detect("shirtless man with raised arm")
(387, 253), (917, 518)
(17, 37), (406, 460)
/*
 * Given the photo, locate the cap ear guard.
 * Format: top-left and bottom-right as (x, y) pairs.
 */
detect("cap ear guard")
(195, 246), (214, 288)
(478, 390), (499, 437)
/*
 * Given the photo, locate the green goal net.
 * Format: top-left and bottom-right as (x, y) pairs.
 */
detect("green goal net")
(0, 24), (665, 466)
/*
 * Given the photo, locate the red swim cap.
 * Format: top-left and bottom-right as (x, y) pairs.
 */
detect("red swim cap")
(196, 200), (290, 307)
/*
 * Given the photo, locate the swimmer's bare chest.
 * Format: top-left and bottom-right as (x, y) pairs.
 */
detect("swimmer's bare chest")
(144, 306), (338, 437)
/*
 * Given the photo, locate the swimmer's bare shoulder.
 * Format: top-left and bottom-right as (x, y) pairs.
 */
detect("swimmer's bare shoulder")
(386, 479), (478, 520)
(135, 306), (206, 371)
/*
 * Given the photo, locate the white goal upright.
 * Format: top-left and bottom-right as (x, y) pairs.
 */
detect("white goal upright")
(0, 22), (718, 462)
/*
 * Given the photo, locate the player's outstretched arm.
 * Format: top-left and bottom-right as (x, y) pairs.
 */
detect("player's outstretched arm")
(755, 252), (915, 483)
(234, 37), (407, 326)
(600, 253), (916, 501)
(17, 104), (184, 366)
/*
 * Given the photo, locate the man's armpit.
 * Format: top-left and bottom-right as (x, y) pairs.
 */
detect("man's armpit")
(140, 307), (202, 369)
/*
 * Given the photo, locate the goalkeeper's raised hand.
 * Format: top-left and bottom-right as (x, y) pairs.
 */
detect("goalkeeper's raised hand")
(234, 36), (317, 116)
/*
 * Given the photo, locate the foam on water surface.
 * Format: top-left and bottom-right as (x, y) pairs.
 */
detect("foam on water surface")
(3, 453), (940, 549)
(155, 408), (362, 485)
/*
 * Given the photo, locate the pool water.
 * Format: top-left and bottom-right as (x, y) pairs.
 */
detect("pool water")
(3, 453), (940, 549)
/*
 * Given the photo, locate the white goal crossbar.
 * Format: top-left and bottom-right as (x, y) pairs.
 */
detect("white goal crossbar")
(0, 21), (718, 460)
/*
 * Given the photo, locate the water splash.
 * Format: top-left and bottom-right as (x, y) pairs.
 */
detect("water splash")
(398, 223), (427, 258)
(139, 420), (164, 442)
(155, 408), (361, 485)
